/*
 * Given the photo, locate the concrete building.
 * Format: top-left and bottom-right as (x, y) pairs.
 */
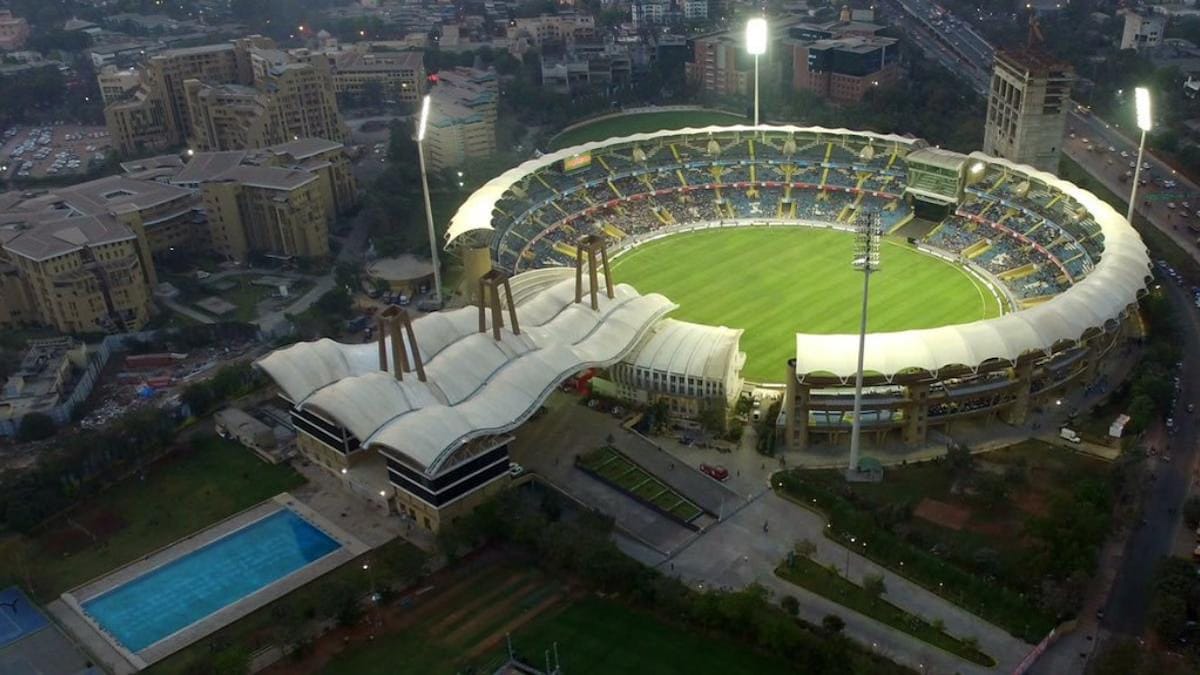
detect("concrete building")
(506, 13), (595, 49)
(790, 34), (899, 103)
(684, 0), (709, 22)
(97, 66), (144, 105)
(0, 212), (156, 333)
(631, 0), (670, 29)
(0, 338), (87, 427)
(541, 46), (633, 95)
(178, 138), (357, 261)
(1121, 8), (1168, 51)
(684, 31), (753, 97)
(0, 10), (31, 52)
(425, 68), (498, 172)
(321, 48), (426, 103)
(982, 49), (1074, 173)
(103, 37), (347, 155)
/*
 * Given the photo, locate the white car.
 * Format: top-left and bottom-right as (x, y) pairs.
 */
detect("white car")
(1120, 150), (1130, 158)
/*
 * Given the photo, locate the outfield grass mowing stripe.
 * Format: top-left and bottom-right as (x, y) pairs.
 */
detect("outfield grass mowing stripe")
(610, 227), (1001, 381)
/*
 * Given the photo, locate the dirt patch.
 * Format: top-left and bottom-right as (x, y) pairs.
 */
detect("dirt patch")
(426, 570), (532, 636)
(462, 593), (566, 661)
(441, 577), (549, 648)
(914, 498), (972, 531)
(39, 508), (127, 556)
(1012, 490), (1050, 517)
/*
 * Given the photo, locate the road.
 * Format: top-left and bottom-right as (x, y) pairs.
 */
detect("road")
(887, 0), (1200, 669)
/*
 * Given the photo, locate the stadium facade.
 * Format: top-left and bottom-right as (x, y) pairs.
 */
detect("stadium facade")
(257, 123), (1149, 530)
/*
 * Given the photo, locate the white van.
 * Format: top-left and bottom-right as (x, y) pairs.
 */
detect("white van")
(1059, 428), (1081, 444)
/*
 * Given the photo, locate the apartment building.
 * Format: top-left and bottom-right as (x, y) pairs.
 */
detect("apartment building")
(0, 137), (355, 332)
(104, 36), (347, 155)
(1121, 9), (1167, 51)
(684, 31), (753, 97)
(97, 66), (144, 105)
(425, 68), (498, 171)
(0, 212), (156, 333)
(177, 138), (357, 261)
(507, 13), (595, 49)
(318, 47), (426, 103)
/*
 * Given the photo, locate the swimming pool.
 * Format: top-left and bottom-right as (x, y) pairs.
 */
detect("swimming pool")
(82, 508), (341, 653)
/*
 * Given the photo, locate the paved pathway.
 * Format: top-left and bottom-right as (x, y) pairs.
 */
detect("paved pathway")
(664, 490), (1031, 675)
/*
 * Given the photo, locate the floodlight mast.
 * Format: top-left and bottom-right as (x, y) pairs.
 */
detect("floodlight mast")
(847, 209), (881, 479)
(746, 18), (767, 128)
(1127, 87), (1152, 225)
(417, 94), (443, 305)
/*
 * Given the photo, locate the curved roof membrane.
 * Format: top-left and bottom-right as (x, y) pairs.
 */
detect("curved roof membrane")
(257, 275), (676, 475)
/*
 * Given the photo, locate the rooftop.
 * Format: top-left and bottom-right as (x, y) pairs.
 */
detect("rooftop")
(212, 165), (318, 191)
(1, 214), (134, 261)
(173, 151), (248, 184)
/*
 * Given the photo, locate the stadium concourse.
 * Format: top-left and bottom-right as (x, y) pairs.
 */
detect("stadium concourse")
(253, 123), (1149, 533)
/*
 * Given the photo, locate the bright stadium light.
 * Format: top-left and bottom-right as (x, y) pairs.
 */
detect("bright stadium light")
(970, 161), (984, 175)
(417, 94), (431, 142)
(1127, 87), (1152, 224)
(1135, 87), (1152, 132)
(746, 17), (768, 56)
(847, 210), (882, 480)
(416, 94), (442, 306)
(746, 18), (767, 128)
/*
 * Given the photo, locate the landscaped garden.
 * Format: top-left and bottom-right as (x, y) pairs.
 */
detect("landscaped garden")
(776, 440), (1124, 642)
(577, 446), (703, 523)
(0, 435), (304, 600)
(775, 552), (993, 666)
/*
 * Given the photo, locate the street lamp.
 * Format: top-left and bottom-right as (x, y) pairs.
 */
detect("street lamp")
(847, 210), (881, 479)
(1127, 87), (1152, 225)
(746, 17), (767, 128)
(417, 94), (443, 306)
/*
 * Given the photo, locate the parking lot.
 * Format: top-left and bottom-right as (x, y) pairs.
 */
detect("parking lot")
(1, 123), (111, 179)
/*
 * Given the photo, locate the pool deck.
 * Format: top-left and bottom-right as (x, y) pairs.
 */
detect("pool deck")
(57, 493), (368, 672)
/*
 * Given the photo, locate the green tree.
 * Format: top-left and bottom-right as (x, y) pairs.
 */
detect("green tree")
(781, 595), (800, 616)
(821, 614), (845, 633)
(16, 412), (57, 442)
(1184, 495), (1200, 530)
(361, 79), (385, 107)
(945, 443), (974, 478)
(862, 574), (886, 603)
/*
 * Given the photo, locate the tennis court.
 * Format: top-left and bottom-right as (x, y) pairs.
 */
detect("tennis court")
(0, 587), (98, 675)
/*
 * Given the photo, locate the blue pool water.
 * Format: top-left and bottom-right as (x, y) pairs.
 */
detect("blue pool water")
(83, 509), (340, 653)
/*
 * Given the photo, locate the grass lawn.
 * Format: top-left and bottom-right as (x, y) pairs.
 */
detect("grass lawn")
(0, 435), (304, 600)
(326, 596), (806, 675)
(776, 556), (994, 666)
(577, 447), (704, 523)
(777, 439), (1110, 641)
(610, 227), (1001, 381)
(549, 109), (746, 150)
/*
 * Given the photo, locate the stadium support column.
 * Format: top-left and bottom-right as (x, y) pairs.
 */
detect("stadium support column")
(784, 359), (809, 450)
(462, 245), (493, 306)
(1005, 358), (1035, 426)
(575, 234), (613, 310)
(477, 270), (519, 341)
(903, 382), (929, 446)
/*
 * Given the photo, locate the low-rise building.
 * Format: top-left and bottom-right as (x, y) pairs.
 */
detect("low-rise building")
(790, 34), (899, 104)
(507, 13), (595, 49)
(1121, 8), (1167, 51)
(0, 338), (87, 429)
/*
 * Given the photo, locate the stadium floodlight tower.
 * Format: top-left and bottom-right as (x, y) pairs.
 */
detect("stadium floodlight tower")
(746, 17), (767, 128)
(1127, 87), (1152, 225)
(847, 209), (882, 480)
(417, 94), (443, 305)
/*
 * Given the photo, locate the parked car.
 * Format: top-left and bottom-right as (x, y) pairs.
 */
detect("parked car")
(700, 463), (729, 481)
